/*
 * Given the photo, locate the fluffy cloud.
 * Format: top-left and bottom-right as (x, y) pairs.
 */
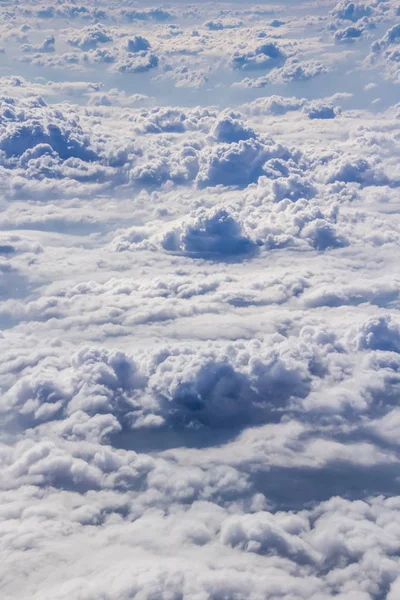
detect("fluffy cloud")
(372, 23), (400, 53)
(67, 24), (113, 51)
(330, 1), (374, 23)
(211, 116), (256, 144)
(304, 101), (340, 119)
(230, 41), (286, 72)
(348, 315), (400, 352)
(242, 95), (307, 116)
(0, 96), (97, 162)
(334, 25), (364, 43)
(1, 1), (400, 598)
(22, 35), (55, 53)
(196, 134), (294, 188)
(368, 22), (400, 82)
(126, 36), (151, 53)
(161, 208), (258, 259)
(116, 51), (159, 74)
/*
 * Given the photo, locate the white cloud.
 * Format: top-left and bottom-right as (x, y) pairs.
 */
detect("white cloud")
(1, 1), (400, 598)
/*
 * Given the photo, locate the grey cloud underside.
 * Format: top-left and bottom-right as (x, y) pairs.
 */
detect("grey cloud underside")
(1, 1), (400, 599)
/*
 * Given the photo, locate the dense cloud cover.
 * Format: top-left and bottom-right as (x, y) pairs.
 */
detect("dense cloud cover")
(1, 0), (400, 599)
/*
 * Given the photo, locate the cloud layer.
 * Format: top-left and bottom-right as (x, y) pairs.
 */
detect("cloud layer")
(1, 0), (400, 598)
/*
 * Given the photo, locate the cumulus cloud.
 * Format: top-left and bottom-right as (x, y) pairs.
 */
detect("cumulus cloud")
(372, 23), (400, 53)
(230, 40), (286, 72)
(117, 51), (159, 74)
(242, 95), (307, 116)
(1, 0), (400, 598)
(304, 101), (340, 119)
(196, 133), (295, 188)
(330, 1), (374, 23)
(22, 35), (56, 53)
(0, 97), (96, 162)
(348, 315), (400, 352)
(126, 36), (151, 54)
(235, 59), (327, 88)
(67, 24), (113, 51)
(211, 116), (256, 144)
(334, 25), (364, 43)
(161, 208), (258, 260)
(368, 21), (400, 82)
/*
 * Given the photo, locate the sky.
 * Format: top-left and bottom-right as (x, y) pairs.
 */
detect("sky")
(0, 1), (400, 599)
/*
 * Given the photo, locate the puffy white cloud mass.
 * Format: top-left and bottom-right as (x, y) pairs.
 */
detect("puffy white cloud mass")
(1, 0), (400, 599)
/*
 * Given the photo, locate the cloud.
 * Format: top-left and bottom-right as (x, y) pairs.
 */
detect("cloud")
(116, 51), (159, 74)
(330, 1), (374, 23)
(196, 135), (293, 189)
(0, 97), (97, 162)
(211, 116), (256, 144)
(325, 156), (389, 186)
(348, 315), (400, 352)
(304, 101), (340, 119)
(334, 25), (364, 43)
(1, 1), (400, 598)
(230, 41), (286, 72)
(161, 208), (258, 260)
(204, 20), (241, 31)
(126, 36), (151, 53)
(67, 24), (113, 51)
(121, 8), (173, 22)
(276, 60), (327, 83)
(132, 106), (213, 134)
(368, 22), (400, 82)
(235, 60), (327, 88)
(22, 35), (56, 54)
(2, 327), (334, 436)
(242, 96), (307, 116)
(372, 23), (400, 52)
